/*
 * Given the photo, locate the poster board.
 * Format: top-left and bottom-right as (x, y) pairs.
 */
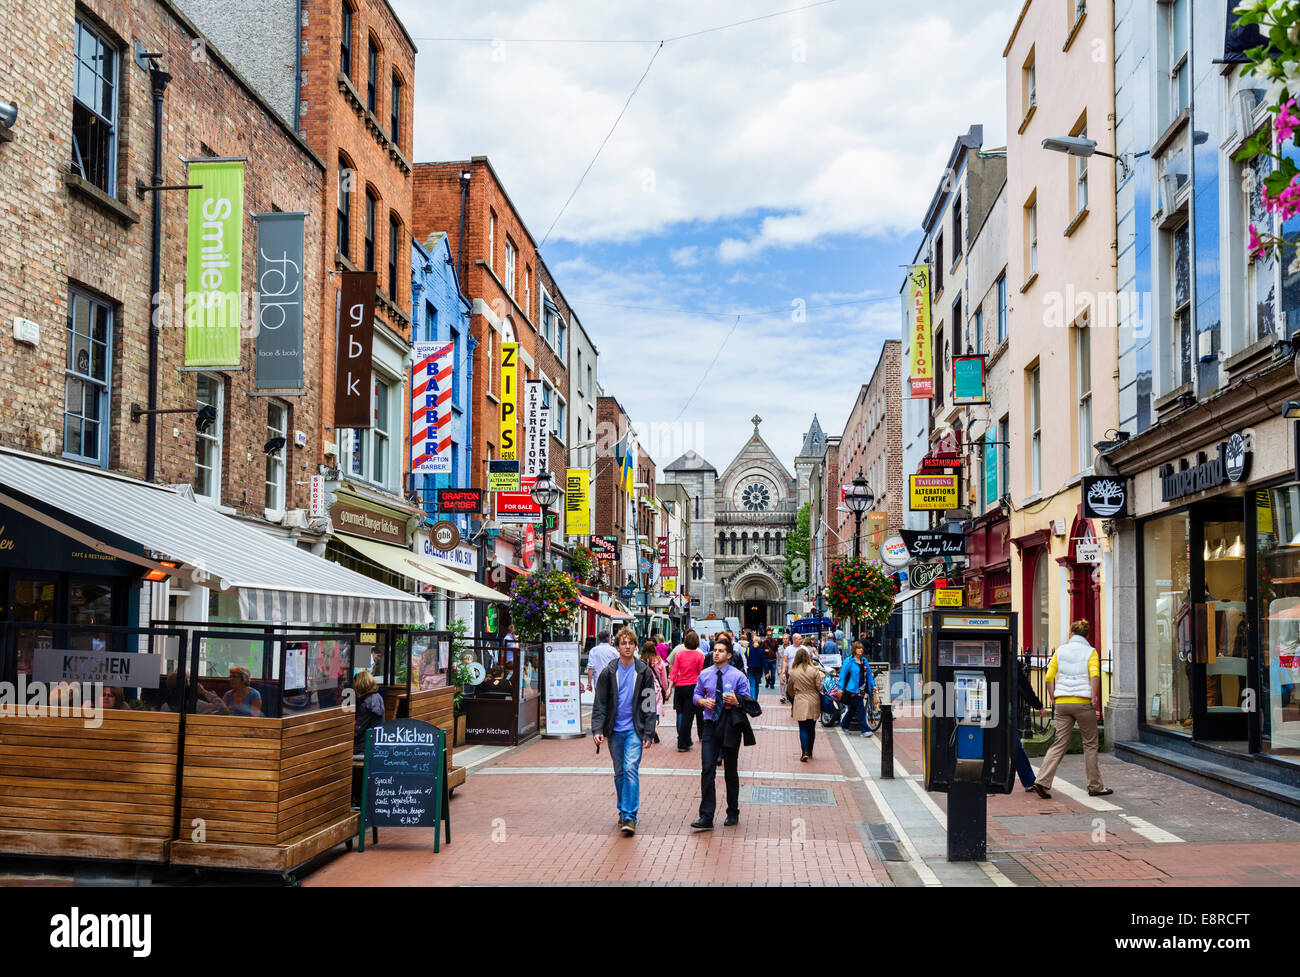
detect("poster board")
(543, 641), (583, 738)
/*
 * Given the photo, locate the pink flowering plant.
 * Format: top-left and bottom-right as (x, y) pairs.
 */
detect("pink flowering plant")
(1234, 1), (1300, 259)
(507, 566), (579, 640)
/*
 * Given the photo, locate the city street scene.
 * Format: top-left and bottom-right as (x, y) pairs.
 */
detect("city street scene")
(0, 0), (1294, 946)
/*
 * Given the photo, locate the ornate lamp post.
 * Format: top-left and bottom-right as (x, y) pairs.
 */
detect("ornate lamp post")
(844, 469), (875, 559)
(530, 471), (563, 569)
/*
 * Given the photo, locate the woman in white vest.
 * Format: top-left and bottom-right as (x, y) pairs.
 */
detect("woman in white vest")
(1031, 620), (1112, 799)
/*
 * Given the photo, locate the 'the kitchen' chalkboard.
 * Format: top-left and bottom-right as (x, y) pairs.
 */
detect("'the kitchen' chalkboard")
(358, 719), (450, 852)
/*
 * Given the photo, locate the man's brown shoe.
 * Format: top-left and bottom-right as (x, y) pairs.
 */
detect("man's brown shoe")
(1032, 783), (1052, 799)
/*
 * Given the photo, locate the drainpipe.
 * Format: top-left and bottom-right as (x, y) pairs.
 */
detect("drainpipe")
(145, 63), (171, 483)
(456, 169), (470, 288)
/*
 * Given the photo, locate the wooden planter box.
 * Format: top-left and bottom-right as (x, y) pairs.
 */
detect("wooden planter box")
(0, 709), (181, 864)
(168, 708), (357, 875)
(454, 714), (466, 747)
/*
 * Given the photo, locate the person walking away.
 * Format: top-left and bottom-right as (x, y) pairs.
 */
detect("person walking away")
(690, 636), (756, 830)
(780, 634), (801, 703)
(641, 640), (671, 744)
(669, 630), (706, 751)
(764, 628), (774, 691)
(745, 634), (766, 700)
(591, 627), (658, 835)
(821, 632), (841, 665)
(586, 631), (618, 693)
(787, 647), (823, 761)
(1032, 620), (1111, 798)
(838, 641), (875, 737)
(1015, 652), (1043, 792)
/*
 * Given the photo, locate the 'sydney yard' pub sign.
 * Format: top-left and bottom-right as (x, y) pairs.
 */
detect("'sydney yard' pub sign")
(1159, 431), (1250, 503)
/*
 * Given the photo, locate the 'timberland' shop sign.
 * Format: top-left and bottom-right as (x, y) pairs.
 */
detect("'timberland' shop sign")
(1159, 431), (1250, 502)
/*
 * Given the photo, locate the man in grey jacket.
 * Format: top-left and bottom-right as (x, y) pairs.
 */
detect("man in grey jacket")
(591, 627), (659, 835)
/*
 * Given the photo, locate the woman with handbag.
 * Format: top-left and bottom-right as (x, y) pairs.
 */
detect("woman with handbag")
(787, 647), (823, 761)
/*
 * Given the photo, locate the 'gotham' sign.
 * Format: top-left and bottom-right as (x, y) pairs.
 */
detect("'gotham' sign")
(1159, 432), (1249, 503)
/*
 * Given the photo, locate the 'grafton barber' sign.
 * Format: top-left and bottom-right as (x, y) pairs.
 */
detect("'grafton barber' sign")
(1159, 432), (1250, 503)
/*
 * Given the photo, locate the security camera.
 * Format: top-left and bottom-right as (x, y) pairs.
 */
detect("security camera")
(0, 101), (16, 130)
(263, 436), (287, 456)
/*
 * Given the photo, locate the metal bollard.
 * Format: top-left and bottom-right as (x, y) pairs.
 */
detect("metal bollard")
(880, 703), (894, 779)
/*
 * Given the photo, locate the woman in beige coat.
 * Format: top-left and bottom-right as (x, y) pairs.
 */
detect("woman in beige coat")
(786, 648), (823, 762)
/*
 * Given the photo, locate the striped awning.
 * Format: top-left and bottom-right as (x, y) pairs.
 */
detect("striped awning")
(0, 447), (430, 625)
(336, 535), (506, 603)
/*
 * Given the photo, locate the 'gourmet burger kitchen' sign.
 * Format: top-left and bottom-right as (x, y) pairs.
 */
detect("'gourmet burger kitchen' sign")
(1159, 432), (1250, 503)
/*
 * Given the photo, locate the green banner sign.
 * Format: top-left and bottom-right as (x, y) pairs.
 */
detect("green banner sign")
(185, 160), (244, 366)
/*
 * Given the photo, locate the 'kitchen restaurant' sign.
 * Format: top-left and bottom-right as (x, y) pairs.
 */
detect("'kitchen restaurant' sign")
(330, 502), (406, 545)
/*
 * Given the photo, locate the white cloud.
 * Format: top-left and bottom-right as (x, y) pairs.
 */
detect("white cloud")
(395, 0), (1018, 251)
(669, 245), (700, 267)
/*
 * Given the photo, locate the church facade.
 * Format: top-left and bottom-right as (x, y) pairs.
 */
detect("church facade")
(663, 415), (820, 630)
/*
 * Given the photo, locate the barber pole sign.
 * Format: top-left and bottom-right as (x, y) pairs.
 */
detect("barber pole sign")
(411, 341), (454, 474)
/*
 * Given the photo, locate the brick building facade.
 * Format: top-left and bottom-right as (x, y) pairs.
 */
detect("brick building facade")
(834, 339), (903, 562)
(0, 0), (326, 517)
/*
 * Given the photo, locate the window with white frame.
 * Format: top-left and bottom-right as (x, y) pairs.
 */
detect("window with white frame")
(1027, 198), (1038, 276)
(557, 314), (567, 363)
(1073, 124), (1088, 216)
(488, 211), (496, 271)
(1029, 365), (1041, 494)
(64, 288), (112, 466)
(347, 375), (395, 488)
(524, 265), (531, 317)
(73, 17), (119, 196)
(504, 238), (516, 299)
(996, 272), (1007, 342)
(553, 396), (566, 442)
(195, 374), (224, 503)
(1077, 325), (1092, 472)
(1170, 217), (1192, 387)
(1167, 0), (1189, 122)
(1241, 141), (1277, 343)
(266, 401), (288, 511)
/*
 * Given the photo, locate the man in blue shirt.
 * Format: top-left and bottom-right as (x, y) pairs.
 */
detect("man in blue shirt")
(592, 627), (657, 836)
(690, 636), (753, 830)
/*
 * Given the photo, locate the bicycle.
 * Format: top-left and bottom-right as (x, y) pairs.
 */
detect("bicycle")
(863, 686), (883, 733)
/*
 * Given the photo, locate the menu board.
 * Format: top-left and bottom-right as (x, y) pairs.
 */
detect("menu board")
(359, 719), (449, 852)
(543, 642), (583, 737)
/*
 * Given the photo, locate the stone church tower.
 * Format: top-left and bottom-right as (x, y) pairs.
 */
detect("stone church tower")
(663, 415), (808, 629)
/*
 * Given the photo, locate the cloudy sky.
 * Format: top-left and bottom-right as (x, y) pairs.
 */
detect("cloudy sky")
(392, 0), (1018, 472)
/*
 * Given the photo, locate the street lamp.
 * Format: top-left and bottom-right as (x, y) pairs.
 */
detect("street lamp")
(530, 471), (563, 569)
(1041, 135), (1134, 180)
(844, 469), (875, 559)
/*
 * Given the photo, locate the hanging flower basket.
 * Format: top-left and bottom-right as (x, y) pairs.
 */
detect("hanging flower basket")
(825, 558), (898, 628)
(507, 567), (580, 641)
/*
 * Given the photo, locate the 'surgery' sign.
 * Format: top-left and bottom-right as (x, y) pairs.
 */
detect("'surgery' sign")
(1159, 432), (1250, 502)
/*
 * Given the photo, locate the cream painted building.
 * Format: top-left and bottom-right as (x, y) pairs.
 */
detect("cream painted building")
(1003, 0), (1119, 659)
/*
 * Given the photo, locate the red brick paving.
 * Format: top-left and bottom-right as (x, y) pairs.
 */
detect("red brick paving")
(306, 699), (885, 886)
(301, 699), (1300, 886)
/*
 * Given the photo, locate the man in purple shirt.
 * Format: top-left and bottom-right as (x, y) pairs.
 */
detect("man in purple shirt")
(690, 635), (751, 829)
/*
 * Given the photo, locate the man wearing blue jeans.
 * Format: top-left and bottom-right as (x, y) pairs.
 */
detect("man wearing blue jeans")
(592, 628), (658, 836)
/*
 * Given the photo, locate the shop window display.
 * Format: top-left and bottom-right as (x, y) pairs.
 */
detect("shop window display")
(1144, 513), (1192, 731)
(1259, 484), (1300, 759)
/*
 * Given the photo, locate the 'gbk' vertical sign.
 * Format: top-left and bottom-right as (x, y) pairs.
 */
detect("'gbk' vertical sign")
(412, 342), (453, 474)
(334, 272), (376, 428)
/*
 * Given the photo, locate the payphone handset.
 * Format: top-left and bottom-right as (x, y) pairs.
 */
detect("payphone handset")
(954, 670), (991, 726)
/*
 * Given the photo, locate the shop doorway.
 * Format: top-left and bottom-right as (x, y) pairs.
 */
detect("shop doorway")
(1191, 497), (1250, 743)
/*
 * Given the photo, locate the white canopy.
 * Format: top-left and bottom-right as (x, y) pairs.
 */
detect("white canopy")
(0, 447), (430, 625)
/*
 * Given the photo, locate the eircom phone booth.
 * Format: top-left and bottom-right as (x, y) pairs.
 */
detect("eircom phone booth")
(922, 610), (1017, 860)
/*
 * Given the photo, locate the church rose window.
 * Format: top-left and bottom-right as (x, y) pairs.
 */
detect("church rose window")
(742, 482), (770, 511)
